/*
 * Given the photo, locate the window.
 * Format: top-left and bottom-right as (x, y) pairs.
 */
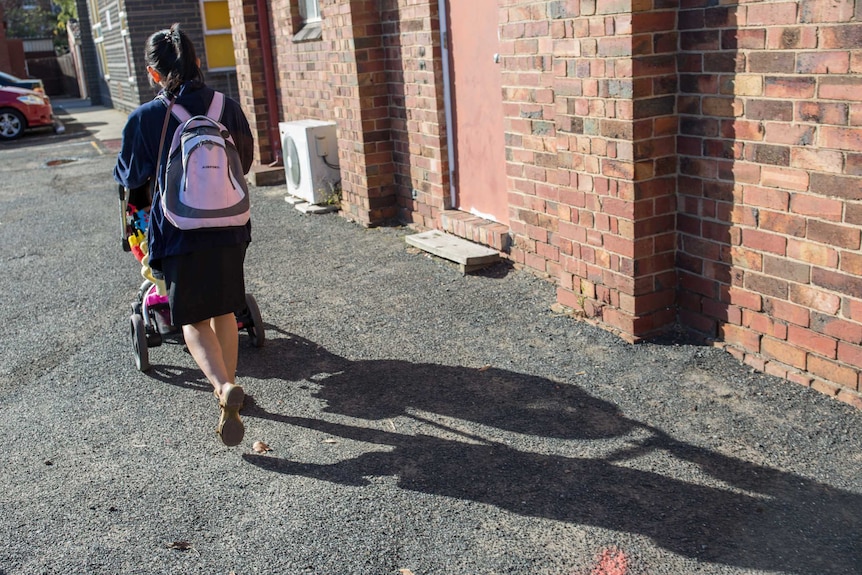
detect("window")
(200, 0), (236, 70)
(294, 0), (322, 42)
(89, 0), (109, 79)
(299, 0), (320, 23)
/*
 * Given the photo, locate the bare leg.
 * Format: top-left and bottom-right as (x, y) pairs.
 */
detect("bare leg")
(183, 317), (233, 398)
(183, 314), (245, 446)
(211, 313), (239, 387)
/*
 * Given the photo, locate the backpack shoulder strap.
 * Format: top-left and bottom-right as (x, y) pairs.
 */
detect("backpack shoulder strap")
(206, 91), (225, 122)
(166, 91), (225, 124)
(154, 96), (175, 193)
(170, 103), (192, 124)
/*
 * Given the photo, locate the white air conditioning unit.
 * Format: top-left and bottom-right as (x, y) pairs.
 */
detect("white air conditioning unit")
(279, 120), (341, 204)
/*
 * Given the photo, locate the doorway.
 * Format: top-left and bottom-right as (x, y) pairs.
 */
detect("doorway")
(445, 0), (509, 225)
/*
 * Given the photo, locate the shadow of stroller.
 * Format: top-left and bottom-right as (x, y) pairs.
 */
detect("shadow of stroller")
(237, 331), (861, 574)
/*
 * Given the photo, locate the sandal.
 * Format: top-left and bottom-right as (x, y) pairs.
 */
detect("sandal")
(217, 383), (245, 446)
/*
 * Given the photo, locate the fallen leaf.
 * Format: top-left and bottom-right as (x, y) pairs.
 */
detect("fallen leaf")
(477, 365), (491, 372)
(252, 441), (272, 453)
(166, 541), (192, 551)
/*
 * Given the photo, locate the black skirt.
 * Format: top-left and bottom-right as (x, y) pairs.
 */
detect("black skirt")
(160, 242), (248, 326)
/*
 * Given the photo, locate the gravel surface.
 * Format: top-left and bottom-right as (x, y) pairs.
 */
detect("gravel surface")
(0, 119), (860, 575)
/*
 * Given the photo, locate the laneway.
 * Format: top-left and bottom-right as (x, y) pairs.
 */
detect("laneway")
(0, 109), (859, 575)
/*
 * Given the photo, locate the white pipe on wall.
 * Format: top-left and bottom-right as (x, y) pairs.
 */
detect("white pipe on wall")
(437, 0), (456, 208)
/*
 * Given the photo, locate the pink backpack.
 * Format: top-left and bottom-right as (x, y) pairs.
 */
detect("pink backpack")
(156, 92), (250, 230)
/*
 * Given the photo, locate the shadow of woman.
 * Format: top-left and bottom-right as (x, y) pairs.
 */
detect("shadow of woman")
(237, 330), (633, 440)
(237, 332), (860, 574)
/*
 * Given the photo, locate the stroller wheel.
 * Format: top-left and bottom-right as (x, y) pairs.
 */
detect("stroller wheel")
(244, 293), (265, 348)
(130, 313), (151, 372)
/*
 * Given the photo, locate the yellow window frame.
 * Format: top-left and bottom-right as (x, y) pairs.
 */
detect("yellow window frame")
(200, 0), (236, 71)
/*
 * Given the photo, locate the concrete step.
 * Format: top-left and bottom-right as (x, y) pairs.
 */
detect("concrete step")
(406, 230), (500, 274)
(247, 165), (286, 187)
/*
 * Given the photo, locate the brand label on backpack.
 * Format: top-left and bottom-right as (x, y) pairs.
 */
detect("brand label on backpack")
(160, 92), (250, 230)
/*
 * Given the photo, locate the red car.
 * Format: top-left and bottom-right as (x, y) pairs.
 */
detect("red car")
(0, 86), (61, 141)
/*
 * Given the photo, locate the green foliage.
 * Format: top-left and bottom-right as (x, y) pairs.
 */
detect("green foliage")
(5, 6), (53, 38)
(321, 181), (342, 206)
(1, 0), (77, 53)
(51, 0), (77, 53)
(52, 0), (76, 27)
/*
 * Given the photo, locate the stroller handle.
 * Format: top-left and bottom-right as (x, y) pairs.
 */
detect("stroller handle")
(119, 185), (131, 252)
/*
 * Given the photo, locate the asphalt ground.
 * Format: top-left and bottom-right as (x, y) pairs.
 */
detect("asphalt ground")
(0, 102), (860, 575)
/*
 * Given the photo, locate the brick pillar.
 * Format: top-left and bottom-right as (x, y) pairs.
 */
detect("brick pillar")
(228, 0), (276, 165)
(329, 0), (397, 226)
(532, 0), (678, 342)
(381, 0), (450, 229)
(622, 5), (680, 338)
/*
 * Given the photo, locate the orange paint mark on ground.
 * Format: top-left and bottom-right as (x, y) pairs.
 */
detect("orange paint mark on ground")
(591, 547), (629, 575)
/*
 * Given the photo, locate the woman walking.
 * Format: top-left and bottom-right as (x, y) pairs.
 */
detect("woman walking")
(114, 23), (255, 446)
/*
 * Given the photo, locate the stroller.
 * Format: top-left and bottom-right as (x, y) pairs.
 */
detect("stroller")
(119, 183), (264, 372)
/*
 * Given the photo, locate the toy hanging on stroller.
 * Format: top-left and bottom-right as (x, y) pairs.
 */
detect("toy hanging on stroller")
(119, 182), (264, 372)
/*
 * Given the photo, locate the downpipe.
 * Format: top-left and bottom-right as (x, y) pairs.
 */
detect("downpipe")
(255, 0), (283, 166)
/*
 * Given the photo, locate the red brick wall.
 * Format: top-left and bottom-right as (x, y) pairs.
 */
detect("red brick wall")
(270, 0), (336, 123)
(230, 0), (450, 225)
(382, 0), (450, 228)
(277, 0), (406, 223)
(344, 0), (399, 224)
(677, 0), (862, 408)
(229, 0), (862, 408)
(500, 0), (679, 340)
(230, 0), (272, 165)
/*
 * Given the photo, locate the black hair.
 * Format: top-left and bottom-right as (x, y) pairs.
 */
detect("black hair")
(144, 23), (205, 96)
